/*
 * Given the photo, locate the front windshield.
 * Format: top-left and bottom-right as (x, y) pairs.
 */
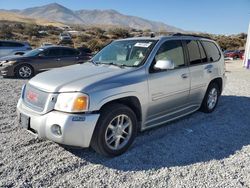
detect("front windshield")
(24, 48), (44, 57)
(92, 40), (156, 67)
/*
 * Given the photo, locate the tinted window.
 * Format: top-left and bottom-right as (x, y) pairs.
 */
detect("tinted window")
(0, 41), (24, 47)
(79, 48), (92, 54)
(62, 48), (79, 56)
(201, 41), (221, 62)
(198, 41), (207, 63)
(45, 48), (62, 57)
(155, 40), (185, 68)
(186, 40), (201, 65)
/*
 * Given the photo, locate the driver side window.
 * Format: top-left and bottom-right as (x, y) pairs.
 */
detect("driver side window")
(154, 40), (185, 69)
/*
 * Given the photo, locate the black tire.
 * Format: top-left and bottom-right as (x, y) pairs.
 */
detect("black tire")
(200, 82), (220, 113)
(15, 64), (34, 79)
(91, 103), (138, 157)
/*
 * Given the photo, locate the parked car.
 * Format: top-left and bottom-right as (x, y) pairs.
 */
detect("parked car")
(224, 50), (244, 59)
(0, 40), (32, 58)
(41, 42), (53, 47)
(77, 47), (93, 57)
(0, 46), (91, 78)
(59, 32), (72, 41)
(17, 34), (226, 156)
(239, 50), (245, 59)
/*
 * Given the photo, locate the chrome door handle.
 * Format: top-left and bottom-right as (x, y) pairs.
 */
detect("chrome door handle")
(56, 58), (61, 61)
(181, 73), (188, 79)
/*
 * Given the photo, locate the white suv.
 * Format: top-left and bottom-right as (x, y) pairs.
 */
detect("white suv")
(17, 34), (226, 156)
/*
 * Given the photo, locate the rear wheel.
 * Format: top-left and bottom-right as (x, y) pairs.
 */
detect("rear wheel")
(200, 82), (220, 113)
(91, 103), (137, 157)
(15, 64), (34, 79)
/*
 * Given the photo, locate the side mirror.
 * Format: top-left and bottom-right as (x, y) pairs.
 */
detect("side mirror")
(154, 60), (175, 70)
(38, 53), (45, 57)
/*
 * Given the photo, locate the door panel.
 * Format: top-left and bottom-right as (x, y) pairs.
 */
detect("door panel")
(60, 48), (80, 67)
(146, 40), (190, 126)
(147, 68), (190, 120)
(35, 48), (63, 70)
(185, 40), (217, 106)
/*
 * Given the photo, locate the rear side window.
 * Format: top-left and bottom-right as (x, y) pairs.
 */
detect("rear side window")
(45, 48), (62, 57)
(0, 41), (24, 47)
(155, 40), (185, 68)
(186, 40), (201, 65)
(62, 48), (79, 56)
(201, 41), (221, 62)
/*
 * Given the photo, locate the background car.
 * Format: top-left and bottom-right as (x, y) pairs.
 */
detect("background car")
(59, 32), (72, 41)
(0, 40), (32, 58)
(0, 46), (92, 78)
(224, 50), (244, 59)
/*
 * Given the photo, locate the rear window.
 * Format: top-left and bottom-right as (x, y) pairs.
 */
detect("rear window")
(201, 41), (221, 62)
(0, 41), (24, 47)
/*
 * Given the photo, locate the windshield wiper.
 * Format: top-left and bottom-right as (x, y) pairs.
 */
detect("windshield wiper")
(88, 59), (102, 66)
(105, 62), (126, 68)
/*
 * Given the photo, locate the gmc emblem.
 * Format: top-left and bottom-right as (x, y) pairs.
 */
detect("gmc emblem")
(27, 91), (38, 102)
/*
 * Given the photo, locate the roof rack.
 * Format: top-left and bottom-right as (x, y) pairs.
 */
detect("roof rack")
(171, 33), (212, 39)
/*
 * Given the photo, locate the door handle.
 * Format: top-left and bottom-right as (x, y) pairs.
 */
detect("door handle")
(56, 58), (61, 61)
(181, 73), (188, 79)
(207, 69), (212, 73)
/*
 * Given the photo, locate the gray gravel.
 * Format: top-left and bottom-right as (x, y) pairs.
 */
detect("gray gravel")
(1, 60), (250, 188)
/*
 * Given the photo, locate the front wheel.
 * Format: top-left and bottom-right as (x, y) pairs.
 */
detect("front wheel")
(91, 103), (138, 157)
(15, 64), (34, 79)
(200, 82), (220, 113)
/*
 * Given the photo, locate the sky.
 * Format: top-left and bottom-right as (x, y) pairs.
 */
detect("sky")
(0, 0), (250, 34)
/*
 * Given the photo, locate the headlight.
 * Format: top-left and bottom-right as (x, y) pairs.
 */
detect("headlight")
(2, 61), (16, 66)
(54, 92), (89, 113)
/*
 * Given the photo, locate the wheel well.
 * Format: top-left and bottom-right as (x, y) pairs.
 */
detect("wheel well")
(100, 96), (142, 123)
(210, 77), (223, 95)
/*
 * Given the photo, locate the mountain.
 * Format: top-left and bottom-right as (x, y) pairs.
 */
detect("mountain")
(4, 3), (184, 32)
(0, 10), (66, 27)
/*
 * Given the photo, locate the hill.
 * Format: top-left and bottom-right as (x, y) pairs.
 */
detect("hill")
(5, 3), (184, 32)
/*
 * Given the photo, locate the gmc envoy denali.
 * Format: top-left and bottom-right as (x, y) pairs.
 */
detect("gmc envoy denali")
(17, 34), (226, 156)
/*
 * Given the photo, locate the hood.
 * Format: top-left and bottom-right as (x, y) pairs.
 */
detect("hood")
(28, 63), (131, 93)
(0, 55), (29, 62)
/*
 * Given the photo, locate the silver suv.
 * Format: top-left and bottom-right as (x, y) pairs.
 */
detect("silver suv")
(0, 40), (32, 58)
(17, 34), (226, 156)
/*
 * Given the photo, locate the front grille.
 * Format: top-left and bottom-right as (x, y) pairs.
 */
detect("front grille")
(23, 84), (49, 112)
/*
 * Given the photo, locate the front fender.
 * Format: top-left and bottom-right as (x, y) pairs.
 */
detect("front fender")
(91, 91), (141, 111)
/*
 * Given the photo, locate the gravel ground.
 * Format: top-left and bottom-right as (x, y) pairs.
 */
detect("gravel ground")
(1, 60), (250, 188)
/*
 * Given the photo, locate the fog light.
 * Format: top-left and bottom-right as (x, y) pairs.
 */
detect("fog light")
(51, 124), (62, 136)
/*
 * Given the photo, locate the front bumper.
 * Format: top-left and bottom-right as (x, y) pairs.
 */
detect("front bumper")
(17, 99), (100, 148)
(0, 65), (15, 77)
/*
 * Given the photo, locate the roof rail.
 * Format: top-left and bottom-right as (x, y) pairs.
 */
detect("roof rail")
(171, 33), (212, 39)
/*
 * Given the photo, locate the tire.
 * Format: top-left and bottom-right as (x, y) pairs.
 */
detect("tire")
(200, 82), (220, 113)
(91, 103), (138, 157)
(15, 64), (34, 79)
